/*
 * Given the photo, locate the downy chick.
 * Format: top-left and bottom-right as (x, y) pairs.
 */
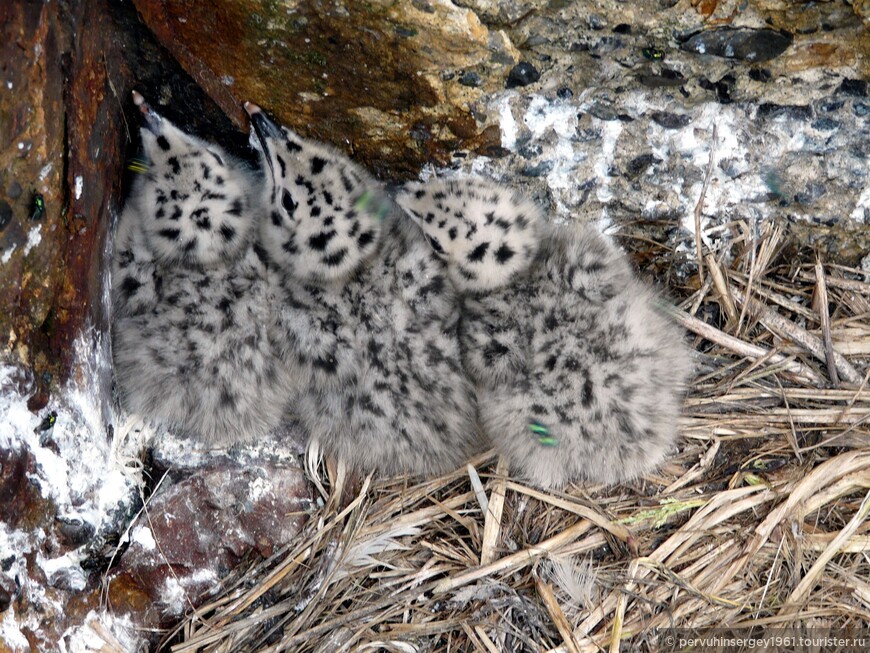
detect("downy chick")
(112, 92), (297, 444)
(246, 103), (479, 476)
(397, 176), (691, 488)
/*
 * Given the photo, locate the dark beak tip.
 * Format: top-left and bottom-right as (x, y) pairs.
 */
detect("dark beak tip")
(247, 107), (283, 143)
(132, 90), (163, 134)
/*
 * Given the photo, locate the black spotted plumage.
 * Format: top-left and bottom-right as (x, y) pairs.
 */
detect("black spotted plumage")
(247, 103), (481, 476)
(397, 176), (691, 488)
(112, 93), (301, 445)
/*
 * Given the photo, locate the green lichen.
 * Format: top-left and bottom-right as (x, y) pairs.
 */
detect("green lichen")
(618, 497), (708, 529)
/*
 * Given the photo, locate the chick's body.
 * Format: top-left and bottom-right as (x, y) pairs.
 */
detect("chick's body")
(398, 177), (691, 488)
(248, 105), (479, 476)
(112, 95), (297, 444)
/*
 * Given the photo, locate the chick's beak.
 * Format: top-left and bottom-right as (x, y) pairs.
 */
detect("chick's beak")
(132, 90), (162, 134)
(244, 102), (283, 154)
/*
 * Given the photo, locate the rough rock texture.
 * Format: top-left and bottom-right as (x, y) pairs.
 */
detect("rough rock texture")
(0, 3), (68, 410)
(444, 0), (870, 265)
(106, 459), (311, 640)
(131, 0), (520, 178)
(127, 0), (870, 261)
(1, 366), (311, 652)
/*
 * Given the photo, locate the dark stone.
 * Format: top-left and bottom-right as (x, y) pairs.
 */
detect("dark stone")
(458, 71), (482, 87)
(748, 68), (771, 83)
(757, 103), (813, 121)
(556, 86), (573, 99)
(838, 79), (868, 97)
(680, 28), (792, 63)
(107, 460), (310, 630)
(811, 117), (839, 131)
(522, 160), (553, 177)
(478, 144), (511, 158)
(409, 123), (432, 142)
(506, 62), (540, 88)
(613, 24), (631, 35)
(638, 68), (685, 88)
(794, 182), (827, 206)
(718, 158), (742, 178)
(411, 0), (435, 13)
(7, 181), (22, 199)
(587, 104), (619, 121)
(626, 153), (661, 178)
(56, 515), (97, 547)
(650, 111), (691, 129)
(519, 143), (542, 159)
(699, 74), (736, 104)
(819, 100), (844, 113)
(854, 102), (870, 117)
(0, 446), (55, 534)
(810, 215), (839, 227)
(0, 200), (11, 231)
(393, 25), (417, 38)
(0, 586), (10, 613)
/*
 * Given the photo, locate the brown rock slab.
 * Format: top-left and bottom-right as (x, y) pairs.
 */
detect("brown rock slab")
(0, 3), (67, 407)
(106, 460), (310, 633)
(131, 0), (518, 178)
(0, 446), (55, 533)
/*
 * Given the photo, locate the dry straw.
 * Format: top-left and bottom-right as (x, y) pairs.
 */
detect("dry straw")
(165, 218), (870, 652)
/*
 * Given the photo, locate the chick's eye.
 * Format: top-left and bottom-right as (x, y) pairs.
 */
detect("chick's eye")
(427, 235), (444, 255)
(207, 150), (225, 166)
(281, 189), (297, 215)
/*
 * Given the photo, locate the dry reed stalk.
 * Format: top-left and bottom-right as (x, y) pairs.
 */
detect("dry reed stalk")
(782, 489), (870, 611)
(798, 271), (870, 294)
(432, 519), (592, 594)
(692, 125), (718, 284)
(814, 254), (840, 386)
(481, 456), (509, 565)
(734, 293), (863, 385)
(674, 309), (825, 385)
(535, 574), (582, 653)
(705, 253), (738, 326)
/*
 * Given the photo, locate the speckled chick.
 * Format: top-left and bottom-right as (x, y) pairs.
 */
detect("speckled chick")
(112, 92), (298, 444)
(246, 103), (479, 477)
(396, 176), (691, 488)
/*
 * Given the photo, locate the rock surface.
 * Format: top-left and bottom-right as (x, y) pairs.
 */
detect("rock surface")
(131, 0), (520, 178)
(443, 0), (870, 265)
(106, 458), (310, 639)
(1, 363), (312, 652)
(0, 3), (68, 410)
